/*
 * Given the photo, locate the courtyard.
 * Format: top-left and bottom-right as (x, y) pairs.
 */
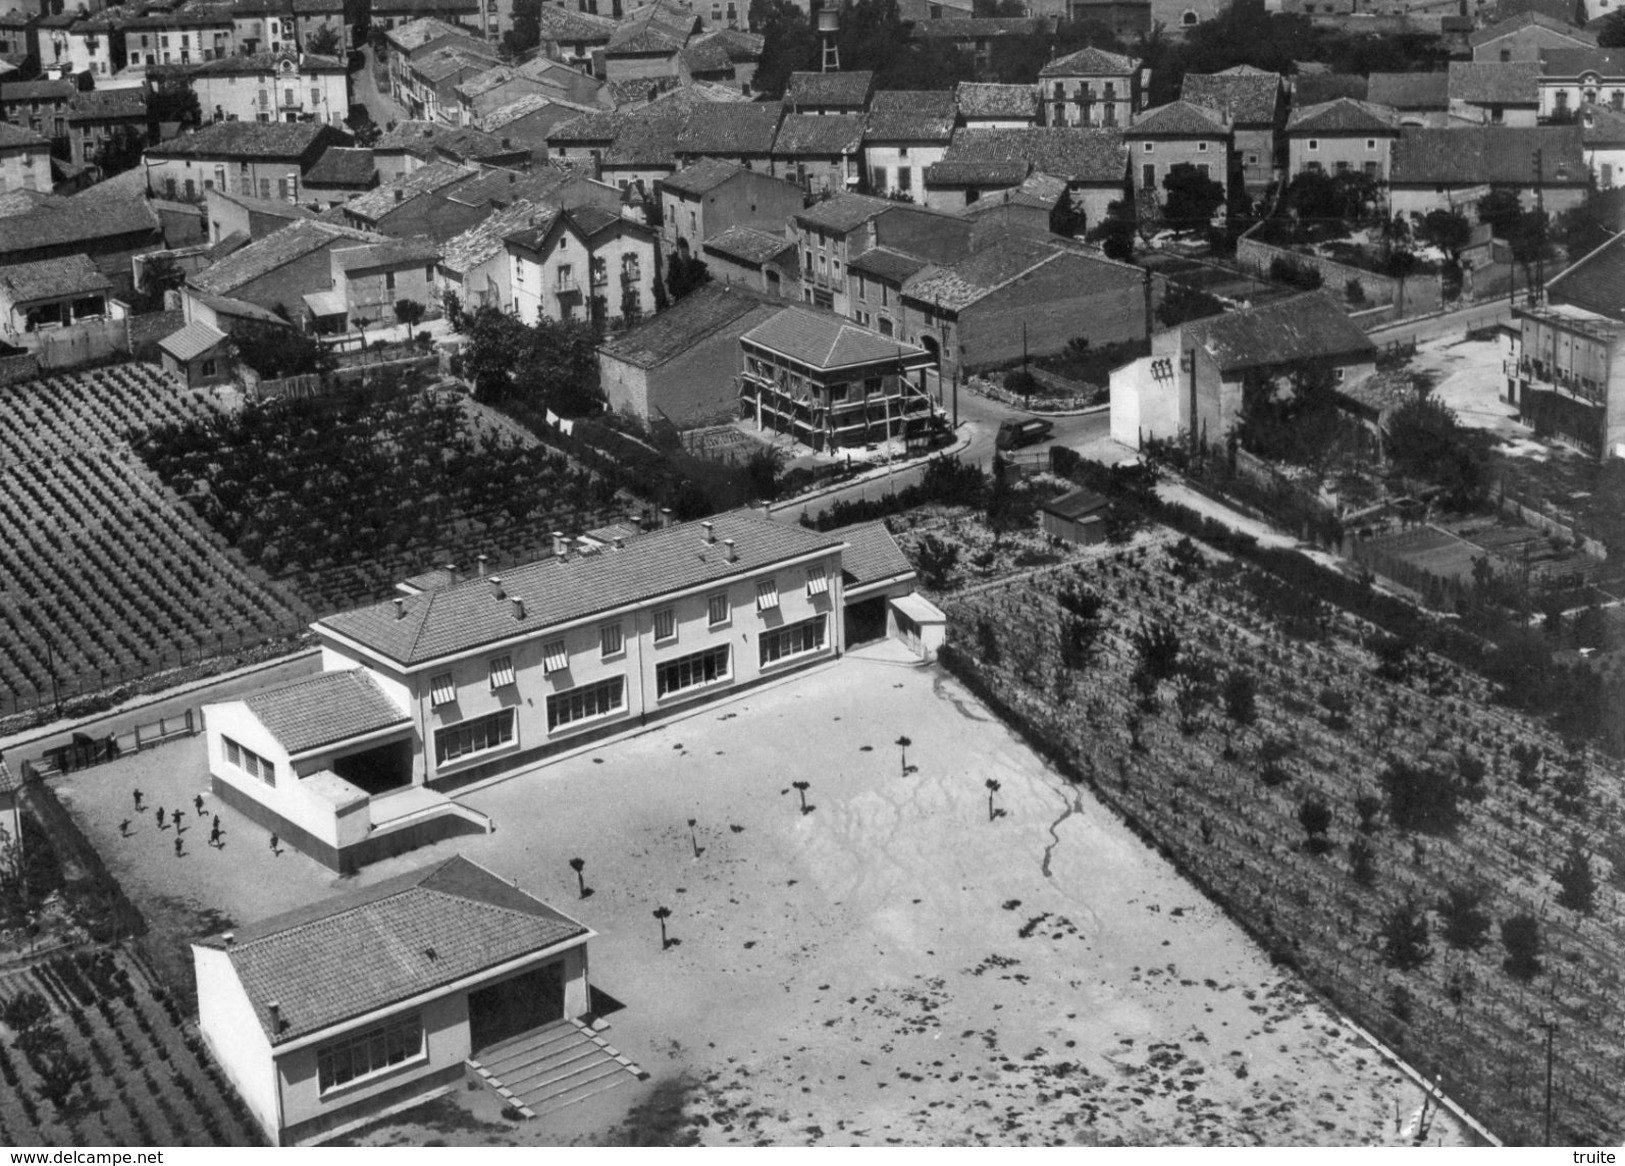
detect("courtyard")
(54, 650), (1475, 1146)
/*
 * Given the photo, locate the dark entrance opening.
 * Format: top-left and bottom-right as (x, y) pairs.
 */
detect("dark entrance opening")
(468, 961), (565, 1054)
(332, 738), (413, 795)
(844, 595), (888, 646)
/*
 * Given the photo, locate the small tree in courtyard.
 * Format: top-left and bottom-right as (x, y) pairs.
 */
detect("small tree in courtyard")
(394, 298), (426, 329)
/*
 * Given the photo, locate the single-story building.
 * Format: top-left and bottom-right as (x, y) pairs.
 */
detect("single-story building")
(193, 855), (607, 1146)
(158, 319), (232, 388)
(0, 253), (118, 346)
(1038, 486), (1109, 545)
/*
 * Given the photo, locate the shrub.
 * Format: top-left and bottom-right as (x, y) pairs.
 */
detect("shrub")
(1436, 884), (1491, 951)
(1346, 277), (1365, 304)
(1378, 897), (1432, 971)
(1554, 842), (1597, 914)
(1500, 912), (1542, 981)
(1378, 756), (1461, 835)
(1, 990), (50, 1032)
(1269, 254), (1323, 290)
(1222, 668), (1258, 725)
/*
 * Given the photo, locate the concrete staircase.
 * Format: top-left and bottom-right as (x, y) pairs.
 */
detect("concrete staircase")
(467, 1019), (645, 1120)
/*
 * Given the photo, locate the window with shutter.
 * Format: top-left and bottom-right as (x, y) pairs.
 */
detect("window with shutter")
(806, 565), (828, 597)
(543, 639), (569, 672)
(488, 655), (514, 688)
(707, 593), (730, 626)
(654, 607), (676, 642)
(756, 579), (779, 611)
(430, 672), (456, 705)
(600, 623), (624, 658)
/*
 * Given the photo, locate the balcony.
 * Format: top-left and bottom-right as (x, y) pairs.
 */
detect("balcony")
(590, 268), (609, 288)
(554, 274), (580, 294)
(620, 267), (641, 285)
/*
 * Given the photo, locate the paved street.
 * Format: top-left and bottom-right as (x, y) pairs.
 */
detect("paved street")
(351, 44), (407, 129)
(1366, 297), (1512, 348)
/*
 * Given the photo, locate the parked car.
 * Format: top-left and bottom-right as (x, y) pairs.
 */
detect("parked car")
(996, 418), (1054, 451)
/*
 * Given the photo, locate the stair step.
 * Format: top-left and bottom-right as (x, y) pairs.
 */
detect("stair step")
(518, 1063), (630, 1111)
(528, 1070), (636, 1120)
(475, 1019), (577, 1061)
(507, 1049), (629, 1098)
(497, 1042), (608, 1090)
(479, 1030), (595, 1074)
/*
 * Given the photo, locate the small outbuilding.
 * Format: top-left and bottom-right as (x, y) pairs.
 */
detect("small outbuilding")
(1038, 486), (1109, 545)
(158, 320), (231, 388)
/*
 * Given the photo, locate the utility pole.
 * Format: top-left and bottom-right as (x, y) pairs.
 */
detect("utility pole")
(1531, 148), (1545, 306)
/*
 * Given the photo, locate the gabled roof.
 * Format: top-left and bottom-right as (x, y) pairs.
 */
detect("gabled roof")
(661, 156), (746, 197)
(190, 219), (386, 295)
(479, 93), (599, 132)
(157, 319), (227, 363)
(1182, 291), (1375, 372)
(1180, 69), (1283, 126)
(0, 199), (159, 256)
(955, 81), (1037, 119)
(318, 509), (846, 665)
(837, 520), (915, 589)
(1546, 230), (1625, 319)
(242, 669), (409, 756)
(1390, 124), (1584, 185)
(1469, 7), (1593, 46)
(1578, 101), (1625, 146)
(303, 146), (378, 188)
(793, 191), (892, 234)
(148, 120), (338, 160)
(414, 44), (502, 84)
(1039, 486), (1108, 521)
(871, 89), (957, 116)
(196, 855), (588, 1045)
(865, 106), (955, 144)
(0, 254), (110, 303)
(1040, 45), (1139, 77)
(785, 70), (874, 109)
(673, 100), (784, 156)
(1124, 99), (1229, 138)
(0, 79), (75, 102)
(934, 126), (1126, 184)
(958, 169), (1069, 216)
(849, 245), (930, 283)
(333, 235), (441, 271)
(1293, 73), (1368, 106)
(383, 15), (468, 53)
(66, 87), (150, 122)
(0, 121), (47, 150)
(771, 112), (865, 156)
(1538, 47), (1625, 77)
(376, 121), (520, 163)
(1366, 71), (1448, 111)
(905, 236), (1139, 313)
(1286, 97), (1400, 134)
(1448, 61), (1539, 105)
(504, 202), (628, 250)
(189, 289), (290, 326)
(743, 306), (927, 370)
(701, 223), (794, 266)
(599, 282), (779, 369)
(343, 160), (478, 221)
(439, 199), (558, 276)
(533, 4), (616, 41)
(210, 187), (317, 222)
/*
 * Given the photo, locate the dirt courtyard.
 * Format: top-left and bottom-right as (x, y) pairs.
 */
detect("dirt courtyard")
(55, 649), (1477, 1147)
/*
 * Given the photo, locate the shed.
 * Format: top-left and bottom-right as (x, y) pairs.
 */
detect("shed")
(158, 320), (231, 388)
(1038, 485), (1109, 545)
(888, 592), (947, 661)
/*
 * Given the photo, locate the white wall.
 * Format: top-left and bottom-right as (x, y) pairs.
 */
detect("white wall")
(194, 945), (280, 1143)
(1110, 354), (1181, 448)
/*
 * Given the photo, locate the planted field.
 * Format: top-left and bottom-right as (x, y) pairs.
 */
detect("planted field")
(936, 531), (1625, 1146)
(134, 382), (618, 616)
(0, 949), (262, 1146)
(0, 365), (307, 713)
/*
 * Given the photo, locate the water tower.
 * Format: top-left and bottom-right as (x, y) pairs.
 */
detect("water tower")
(817, 5), (839, 73)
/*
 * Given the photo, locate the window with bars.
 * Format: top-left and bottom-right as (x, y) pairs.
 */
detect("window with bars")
(223, 736), (275, 786)
(429, 672), (456, 705)
(805, 565), (828, 597)
(543, 639), (568, 673)
(316, 1013), (423, 1093)
(759, 615), (827, 666)
(546, 676), (625, 732)
(600, 623), (624, 658)
(656, 645), (729, 698)
(755, 579), (779, 611)
(653, 607), (676, 642)
(488, 655), (514, 689)
(707, 593), (730, 627)
(434, 709), (514, 764)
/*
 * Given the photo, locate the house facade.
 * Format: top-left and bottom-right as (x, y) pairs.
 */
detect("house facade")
(143, 121), (350, 202)
(506, 204), (658, 328)
(0, 253), (116, 346)
(1538, 48), (1625, 119)
(1388, 124), (1587, 217)
(0, 122), (54, 193)
(190, 52), (349, 127)
(1038, 46), (1141, 129)
(862, 90), (954, 204)
(1468, 10), (1595, 61)
(1123, 100), (1230, 201)
(1180, 66), (1284, 195)
(659, 157), (803, 260)
(1284, 98), (1400, 181)
(769, 113), (864, 196)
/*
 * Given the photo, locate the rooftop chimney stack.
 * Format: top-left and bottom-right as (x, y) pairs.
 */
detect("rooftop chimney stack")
(660, 507), (673, 528)
(393, 597), (406, 619)
(444, 562), (458, 585)
(394, 187), (405, 203)
(267, 1000), (281, 1030)
(553, 531), (567, 558)
(724, 538), (737, 562)
(702, 520), (715, 544)
(761, 501), (771, 519)
(477, 553), (488, 577)
(223, 932), (235, 946)
(490, 575), (504, 599)
(613, 535), (625, 550)
(512, 596), (526, 620)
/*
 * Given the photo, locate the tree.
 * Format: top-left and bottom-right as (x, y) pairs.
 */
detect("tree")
(665, 251), (712, 302)
(652, 905), (672, 949)
(1554, 841), (1597, 914)
(568, 857), (587, 898)
(914, 533), (959, 590)
(1349, 835), (1376, 886)
(985, 456), (1030, 546)
(1436, 884), (1491, 951)
(750, 0), (817, 97)
(1132, 619), (1181, 682)
(1221, 668), (1257, 725)
(233, 324), (333, 379)
(985, 777), (1001, 821)
(394, 298), (426, 328)
(1417, 208), (1472, 264)
(1156, 281), (1225, 329)
(1476, 187), (1523, 238)
(1500, 912), (1542, 981)
(1161, 163), (1226, 232)
(1297, 794), (1332, 854)
(503, 0), (543, 56)
(1599, 7), (1625, 45)
(1086, 199), (1137, 261)
(148, 84), (201, 137)
(1378, 756), (1461, 835)
(305, 23), (344, 57)
(1378, 897), (1431, 971)
(92, 124), (147, 179)
(742, 444), (783, 501)
(32, 1048), (89, 1111)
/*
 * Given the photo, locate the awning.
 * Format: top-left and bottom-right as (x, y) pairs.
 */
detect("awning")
(302, 290), (346, 317)
(890, 593), (946, 626)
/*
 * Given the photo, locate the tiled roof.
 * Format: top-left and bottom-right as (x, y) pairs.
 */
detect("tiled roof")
(936, 126), (1126, 184)
(793, 191), (892, 233)
(150, 120), (337, 160)
(1448, 61), (1538, 104)
(304, 146), (377, 188)
(1293, 73), (1368, 105)
(0, 79), (74, 101)
(959, 169), (1069, 215)
(0, 190), (60, 218)
(912, 16), (1040, 37)
(0, 754), (17, 796)
(1538, 47), (1625, 77)
(66, 88), (149, 122)
(1496, 0), (1583, 24)
(243, 669), (408, 755)
(506, 203), (623, 250)
(479, 93), (596, 132)
(661, 156), (745, 197)
(1390, 125), (1584, 185)
(0, 121), (47, 149)
(1579, 102), (1625, 146)
(1547, 231), (1625, 319)
(548, 107), (622, 144)
(1125, 99), (1229, 138)
(439, 199), (558, 276)
(955, 81), (1036, 119)
(1040, 46), (1139, 77)
(535, 4), (617, 40)
(318, 509), (847, 665)
(414, 44), (502, 84)
(849, 245), (929, 283)
(871, 89), (957, 115)
(674, 100), (784, 155)
(443, 165), (570, 208)
(743, 307), (926, 370)
(864, 108), (954, 143)
(599, 282), (779, 368)
(1286, 97), (1401, 134)
(1180, 70), (1282, 125)
(836, 520), (914, 589)
(701, 223), (793, 265)
(771, 112), (864, 156)
(377, 121), (518, 162)
(343, 161), (478, 220)
(0, 254), (110, 303)
(190, 220), (386, 295)
(906, 237), (1139, 312)
(333, 235), (441, 271)
(1366, 71), (1448, 110)
(373, 0), (479, 10)
(383, 15), (468, 52)
(927, 158), (1029, 185)
(680, 34), (744, 74)
(0, 199), (158, 256)
(198, 855), (588, 1044)
(187, 51), (345, 76)
(156, 319), (226, 362)
(1182, 291), (1375, 372)
(211, 188), (317, 222)
(1039, 486), (1108, 521)
(188, 290), (288, 325)
(1468, 8), (1593, 45)
(785, 70), (874, 108)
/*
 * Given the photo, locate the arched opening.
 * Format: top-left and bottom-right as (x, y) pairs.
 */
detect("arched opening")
(1181, 9), (1199, 24)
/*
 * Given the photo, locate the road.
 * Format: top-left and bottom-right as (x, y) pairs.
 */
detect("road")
(1367, 297), (1512, 349)
(351, 44), (408, 129)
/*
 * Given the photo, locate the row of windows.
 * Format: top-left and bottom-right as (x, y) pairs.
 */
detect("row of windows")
(1302, 138), (1382, 152)
(547, 675), (625, 732)
(223, 736), (275, 786)
(1141, 140), (1211, 153)
(760, 615), (828, 667)
(316, 1013), (423, 1095)
(656, 645), (730, 698)
(434, 708), (515, 765)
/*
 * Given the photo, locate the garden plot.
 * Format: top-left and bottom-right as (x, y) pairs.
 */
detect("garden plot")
(60, 660), (1474, 1147)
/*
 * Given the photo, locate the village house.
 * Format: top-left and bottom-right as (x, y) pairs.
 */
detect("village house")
(373, 121), (528, 181)
(701, 223), (797, 295)
(1038, 486), (1109, 545)
(0, 253), (117, 347)
(1038, 46), (1141, 129)
(598, 280), (782, 426)
(385, 17), (490, 115)
(0, 79), (74, 149)
(455, 56), (606, 126)
(232, 0), (349, 57)
(476, 94), (600, 164)
(923, 126), (1126, 226)
(1578, 101), (1625, 186)
(1124, 100), (1230, 203)
(790, 191), (894, 315)
(1109, 291), (1377, 450)
(954, 81), (1038, 129)
(335, 161), (482, 236)
(505, 203), (658, 328)
(184, 218), (389, 320)
(204, 185), (316, 244)
(37, 12), (120, 80)
(1537, 48), (1625, 119)
(66, 87), (148, 170)
(862, 89), (955, 204)
(1366, 72), (1450, 127)
(304, 235), (441, 331)
(187, 51), (350, 127)
(0, 199), (162, 296)
(0, 121), (53, 193)
(1283, 98), (1400, 181)
(1388, 124), (1586, 216)
(1180, 66), (1284, 195)
(118, 9), (238, 69)
(143, 120), (351, 202)
(301, 146), (379, 206)
(0, 8), (38, 74)
(909, 16), (1043, 75)
(1447, 61), (1540, 125)
(532, 5), (617, 69)
(671, 100), (784, 172)
(371, 0), (481, 34)
(769, 112), (864, 196)
(192, 856), (615, 1143)
(784, 69), (873, 115)
(436, 197), (562, 312)
(1469, 9), (1594, 61)
(659, 157), (802, 262)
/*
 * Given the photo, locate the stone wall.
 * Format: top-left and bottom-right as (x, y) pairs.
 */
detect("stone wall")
(1236, 223), (1442, 316)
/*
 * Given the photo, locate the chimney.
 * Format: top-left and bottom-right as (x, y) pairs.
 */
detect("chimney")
(502, 136), (512, 148)
(613, 535), (624, 549)
(660, 507), (673, 528)
(392, 597), (406, 619)
(444, 562), (458, 585)
(701, 520), (715, 544)
(223, 932), (235, 946)
(490, 574), (504, 599)
(267, 1000), (281, 1031)
(512, 596), (526, 620)
(394, 187), (404, 203)
(552, 530), (567, 558)
(760, 501), (771, 519)
(724, 538), (737, 562)
(477, 553), (488, 577)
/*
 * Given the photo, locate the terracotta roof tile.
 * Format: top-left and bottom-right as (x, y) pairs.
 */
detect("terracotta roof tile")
(1286, 97), (1401, 134)
(743, 306), (927, 369)
(673, 100), (784, 155)
(1182, 291), (1375, 372)
(190, 219), (386, 295)
(1040, 45), (1139, 76)
(785, 69), (874, 108)
(837, 519), (915, 588)
(1125, 99), (1229, 137)
(1390, 124), (1584, 185)
(1366, 72), (1449, 110)
(771, 112), (865, 156)
(0, 253), (110, 302)
(954, 81), (1036, 119)
(935, 126), (1125, 184)
(1448, 61), (1538, 105)
(599, 282), (779, 368)
(243, 669), (408, 755)
(1180, 70), (1282, 125)
(701, 223), (794, 265)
